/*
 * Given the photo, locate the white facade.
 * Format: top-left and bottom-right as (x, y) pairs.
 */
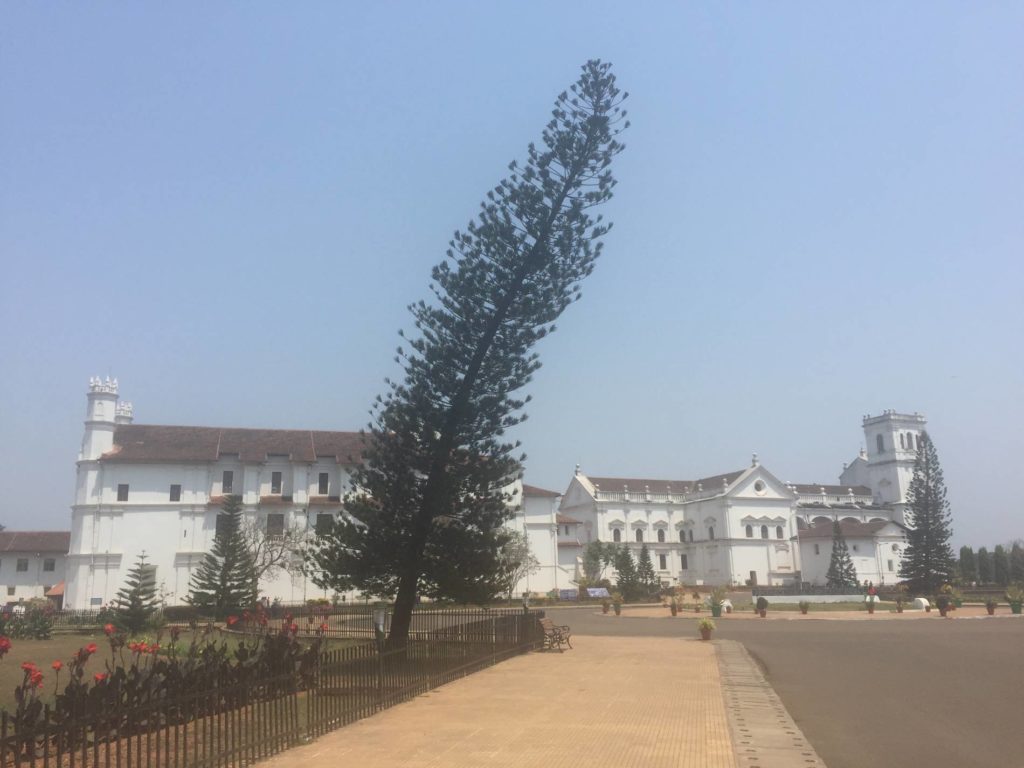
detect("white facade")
(0, 532), (69, 605)
(67, 378), (359, 609)
(544, 411), (924, 591)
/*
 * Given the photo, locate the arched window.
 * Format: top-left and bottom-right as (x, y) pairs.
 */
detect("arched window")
(876, 434), (884, 453)
(679, 529), (685, 543)
(760, 525), (768, 539)
(899, 433), (905, 449)
(776, 526), (784, 539)
(688, 529), (694, 542)
(635, 529), (643, 543)
(657, 528), (665, 543)
(708, 527), (715, 540)
(745, 525), (753, 538)
(612, 528), (621, 543)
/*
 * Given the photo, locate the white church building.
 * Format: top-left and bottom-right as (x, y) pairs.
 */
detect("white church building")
(66, 377), (926, 607)
(520, 409), (926, 593)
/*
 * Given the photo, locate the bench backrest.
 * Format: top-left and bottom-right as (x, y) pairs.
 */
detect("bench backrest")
(539, 617), (555, 631)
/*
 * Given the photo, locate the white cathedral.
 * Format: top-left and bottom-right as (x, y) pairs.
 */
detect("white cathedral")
(65, 378), (924, 609)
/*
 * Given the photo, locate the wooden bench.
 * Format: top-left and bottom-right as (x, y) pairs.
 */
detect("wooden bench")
(539, 617), (572, 652)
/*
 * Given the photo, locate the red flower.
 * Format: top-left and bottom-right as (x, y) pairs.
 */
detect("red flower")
(103, 623), (116, 636)
(21, 661), (37, 673)
(289, 623), (299, 635)
(226, 616), (238, 626)
(149, 643), (159, 654)
(84, 643), (98, 655)
(30, 671), (44, 688)
(319, 623), (329, 632)
(94, 673), (107, 683)
(0, 636), (12, 656)
(51, 660), (63, 671)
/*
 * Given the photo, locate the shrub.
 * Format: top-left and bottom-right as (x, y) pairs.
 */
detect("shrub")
(755, 597), (769, 611)
(0, 606), (53, 640)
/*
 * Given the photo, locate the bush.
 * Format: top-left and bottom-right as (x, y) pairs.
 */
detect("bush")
(756, 597), (769, 611)
(0, 606), (53, 640)
(162, 605), (201, 623)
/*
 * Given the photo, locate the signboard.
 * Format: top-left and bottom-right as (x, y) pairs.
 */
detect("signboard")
(587, 587), (611, 598)
(558, 589), (578, 601)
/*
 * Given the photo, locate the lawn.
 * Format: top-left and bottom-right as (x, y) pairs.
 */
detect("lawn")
(758, 601), (897, 612)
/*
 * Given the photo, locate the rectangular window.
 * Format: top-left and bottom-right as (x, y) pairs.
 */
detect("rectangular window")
(6, 587), (13, 596)
(814, 544), (820, 555)
(222, 471), (234, 494)
(169, 484), (182, 502)
(318, 472), (330, 495)
(16, 559), (28, 572)
(887, 559), (894, 572)
(215, 514), (231, 537)
(315, 513), (334, 535)
(564, 525), (570, 536)
(117, 484), (129, 502)
(680, 554), (688, 570)
(271, 472), (283, 495)
(658, 554), (667, 570)
(43, 558), (55, 572)
(266, 513), (285, 537)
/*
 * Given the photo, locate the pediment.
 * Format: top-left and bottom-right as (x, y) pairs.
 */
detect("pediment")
(729, 465), (798, 501)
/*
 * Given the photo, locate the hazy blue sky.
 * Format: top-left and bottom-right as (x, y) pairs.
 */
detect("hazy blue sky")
(2, 4), (1021, 547)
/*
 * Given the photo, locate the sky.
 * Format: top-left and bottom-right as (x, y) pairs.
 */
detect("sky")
(1, 4), (1021, 548)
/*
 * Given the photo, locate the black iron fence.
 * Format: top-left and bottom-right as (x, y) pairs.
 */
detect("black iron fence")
(0, 609), (543, 768)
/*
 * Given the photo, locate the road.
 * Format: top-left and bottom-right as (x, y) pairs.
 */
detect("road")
(547, 607), (1024, 768)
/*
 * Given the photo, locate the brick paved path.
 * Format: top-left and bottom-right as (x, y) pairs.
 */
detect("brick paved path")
(261, 635), (735, 768)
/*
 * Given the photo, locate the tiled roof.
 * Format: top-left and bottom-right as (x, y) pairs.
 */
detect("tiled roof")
(792, 483), (872, 496)
(587, 470), (746, 495)
(0, 531), (70, 553)
(556, 513), (582, 524)
(522, 484), (561, 498)
(101, 424), (366, 464)
(798, 521), (897, 540)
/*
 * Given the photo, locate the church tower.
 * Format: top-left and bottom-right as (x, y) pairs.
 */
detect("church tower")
(80, 377), (120, 461)
(861, 410), (927, 524)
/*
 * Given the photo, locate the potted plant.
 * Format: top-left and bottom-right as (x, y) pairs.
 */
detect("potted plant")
(985, 597), (998, 616)
(865, 597), (876, 615)
(935, 593), (951, 617)
(798, 600), (810, 615)
(710, 587), (727, 618)
(601, 598), (610, 615)
(756, 596), (768, 618)
(612, 592), (623, 616)
(670, 598), (678, 617)
(1005, 584), (1023, 615)
(698, 617), (715, 641)
(894, 584), (907, 613)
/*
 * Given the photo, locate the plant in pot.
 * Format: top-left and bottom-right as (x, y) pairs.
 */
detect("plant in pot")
(1005, 584), (1023, 615)
(670, 597), (678, 617)
(756, 596), (769, 618)
(601, 598), (610, 615)
(985, 597), (998, 616)
(710, 587), (727, 618)
(697, 617), (715, 641)
(934, 593), (951, 617)
(894, 584), (907, 613)
(611, 592), (623, 616)
(798, 600), (810, 615)
(865, 597), (876, 615)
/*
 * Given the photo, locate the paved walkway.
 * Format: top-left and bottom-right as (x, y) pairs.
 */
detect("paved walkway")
(262, 635), (735, 768)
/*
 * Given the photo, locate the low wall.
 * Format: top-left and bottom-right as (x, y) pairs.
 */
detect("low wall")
(761, 594), (866, 604)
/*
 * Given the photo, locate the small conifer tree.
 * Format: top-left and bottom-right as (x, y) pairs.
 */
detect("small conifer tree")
(637, 544), (657, 594)
(899, 432), (955, 593)
(111, 552), (160, 634)
(826, 520), (858, 591)
(958, 545), (977, 583)
(977, 547), (993, 584)
(187, 495), (258, 618)
(1010, 542), (1024, 584)
(993, 545), (1010, 587)
(614, 546), (640, 601)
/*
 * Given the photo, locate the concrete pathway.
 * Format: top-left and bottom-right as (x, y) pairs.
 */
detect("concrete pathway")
(261, 635), (735, 768)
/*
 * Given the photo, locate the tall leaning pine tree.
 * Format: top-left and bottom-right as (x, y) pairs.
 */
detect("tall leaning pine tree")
(187, 495), (258, 618)
(826, 520), (858, 590)
(899, 431), (955, 593)
(308, 61), (628, 643)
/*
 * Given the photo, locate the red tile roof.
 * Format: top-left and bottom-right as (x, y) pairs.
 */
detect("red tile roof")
(0, 531), (70, 553)
(522, 484), (561, 498)
(587, 470), (746, 495)
(101, 424), (366, 464)
(556, 513), (582, 524)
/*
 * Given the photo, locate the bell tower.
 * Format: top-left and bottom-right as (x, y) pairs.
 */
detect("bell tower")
(80, 377), (120, 461)
(862, 410), (927, 524)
